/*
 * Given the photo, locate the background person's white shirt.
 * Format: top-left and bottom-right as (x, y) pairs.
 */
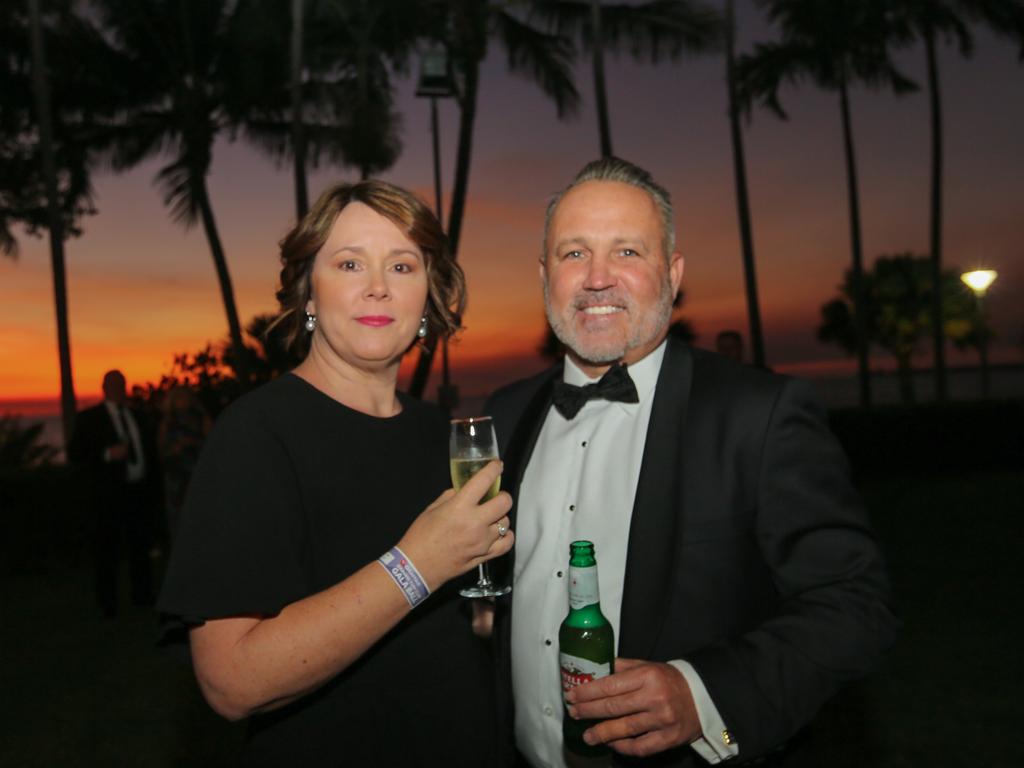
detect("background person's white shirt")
(511, 341), (738, 767)
(103, 400), (145, 483)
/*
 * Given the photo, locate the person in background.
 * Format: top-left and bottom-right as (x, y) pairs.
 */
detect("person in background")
(157, 385), (211, 543)
(68, 370), (160, 617)
(487, 157), (898, 767)
(158, 180), (513, 766)
(714, 329), (744, 363)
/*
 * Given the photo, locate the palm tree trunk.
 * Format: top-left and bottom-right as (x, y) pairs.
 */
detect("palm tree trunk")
(290, 0), (309, 219)
(408, 50), (481, 399)
(725, 0), (765, 368)
(193, 174), (247, 381)
(924, 29), (947, 401)
(591, 0), (613, 158)
(838, 78), (871, 408)
(29, 0), (77, 446)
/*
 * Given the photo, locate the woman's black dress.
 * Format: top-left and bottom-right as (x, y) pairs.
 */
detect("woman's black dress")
(158, 374), (497, 766)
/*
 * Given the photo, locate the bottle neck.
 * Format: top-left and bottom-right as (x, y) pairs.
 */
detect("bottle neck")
(565, 564), (604, 627)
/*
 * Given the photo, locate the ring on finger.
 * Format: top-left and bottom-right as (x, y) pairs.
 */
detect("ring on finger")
(497, 524), (508, 538)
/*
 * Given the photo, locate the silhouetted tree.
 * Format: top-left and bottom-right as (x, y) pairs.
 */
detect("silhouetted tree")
(724, 0), (765, 368)
(818, 253), (976, 404)
(534, 0), (722, 157)
(888, 0), (1024, 402)
(3, 2), (116, 443)
(739, 0), (917, 408)
(409, 0), (581, 397)
(90, 0), (275, 379)
(0, 415), (59, 470)
(241, 0), (412, 220)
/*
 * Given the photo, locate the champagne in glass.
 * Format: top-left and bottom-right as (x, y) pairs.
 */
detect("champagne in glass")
(450, 458), (501, 500)
(449, 416), (511, 598)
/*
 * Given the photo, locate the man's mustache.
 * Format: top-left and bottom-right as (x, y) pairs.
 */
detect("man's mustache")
(573, 290), (631, 311)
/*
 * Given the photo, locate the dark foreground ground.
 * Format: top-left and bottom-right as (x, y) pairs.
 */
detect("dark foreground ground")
(2, 468), (1021, 767)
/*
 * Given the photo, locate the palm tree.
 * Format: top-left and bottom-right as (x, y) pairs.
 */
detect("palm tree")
(818, 253), (977, 404)
(89, 0), (270, 379)
(888, 0), (1024, 402)
(241, 0), (411, 219)
(5, 2), (114, 444)
(535, 0), (722, 158)
(290, 0), (309, 219)
(28, 0), (76, 443)
(738, 0), (917, 407)
(724, 0), (765, 369)
(408, 0), (581, 398)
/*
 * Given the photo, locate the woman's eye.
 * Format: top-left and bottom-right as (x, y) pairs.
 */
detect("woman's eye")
(392, 262), (413, 273)
(340, 260), (358, 271)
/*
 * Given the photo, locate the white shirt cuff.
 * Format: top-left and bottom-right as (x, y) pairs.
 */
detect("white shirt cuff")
(668, 659), (739, 764)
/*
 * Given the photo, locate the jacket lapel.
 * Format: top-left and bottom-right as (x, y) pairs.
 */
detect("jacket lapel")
(501, 363), (561, 531)
(619, 339), (694, 660)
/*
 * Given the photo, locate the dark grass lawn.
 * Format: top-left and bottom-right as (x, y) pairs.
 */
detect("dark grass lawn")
(2, 469), (1020, 766)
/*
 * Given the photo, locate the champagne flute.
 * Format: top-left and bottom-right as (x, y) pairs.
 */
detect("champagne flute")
(450, 416), (511, 598)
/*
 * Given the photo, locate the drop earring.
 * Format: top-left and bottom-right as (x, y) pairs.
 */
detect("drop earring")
(305, 313), (317, 332)
(417, 316), (428, 338)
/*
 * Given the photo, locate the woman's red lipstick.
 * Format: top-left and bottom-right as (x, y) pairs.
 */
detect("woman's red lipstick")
(356, 315), (393, 327)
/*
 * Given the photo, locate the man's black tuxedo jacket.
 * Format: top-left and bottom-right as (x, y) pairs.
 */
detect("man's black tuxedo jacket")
(486, 338), (898, 766)
(68, 403), (159, 496)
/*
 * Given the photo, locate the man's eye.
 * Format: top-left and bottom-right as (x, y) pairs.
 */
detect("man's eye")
(565, 250), (584, 260)
(621, 248), (638, 257)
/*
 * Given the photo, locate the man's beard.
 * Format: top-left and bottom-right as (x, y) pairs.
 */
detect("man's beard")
(543, 278), (675, 367)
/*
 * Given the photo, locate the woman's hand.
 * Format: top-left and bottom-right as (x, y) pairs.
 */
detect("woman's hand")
(397, 460), (513, 590)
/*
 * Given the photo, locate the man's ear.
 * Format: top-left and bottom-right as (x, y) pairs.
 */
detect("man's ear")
(669, 252), (684, 298)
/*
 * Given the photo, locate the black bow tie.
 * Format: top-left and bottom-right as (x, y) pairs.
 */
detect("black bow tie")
(551, 363), (639, 420)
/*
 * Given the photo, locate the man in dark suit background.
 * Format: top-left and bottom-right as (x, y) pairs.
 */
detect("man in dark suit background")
(68, 369), (159, 617)
(486, 158), (898, 767)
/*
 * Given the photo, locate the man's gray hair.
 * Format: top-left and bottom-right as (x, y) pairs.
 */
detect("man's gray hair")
(543, 157), (676, 259)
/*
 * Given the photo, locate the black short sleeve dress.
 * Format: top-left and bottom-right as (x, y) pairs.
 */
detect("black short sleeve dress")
(158, 374), (497, 766)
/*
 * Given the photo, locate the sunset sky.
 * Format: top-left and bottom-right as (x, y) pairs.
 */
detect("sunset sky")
(2, 8), (1022, 409)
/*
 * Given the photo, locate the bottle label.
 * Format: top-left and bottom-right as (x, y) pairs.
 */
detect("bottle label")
(560, 652), (611, 698)
(567, 565), (599, 609)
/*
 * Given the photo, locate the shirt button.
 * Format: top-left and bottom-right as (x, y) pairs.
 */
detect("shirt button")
(581, 440), (588, 447)
(544, 705), (554, 716)
(544, 639), (552, 646)
(569, 504), (575, 512)
(556, 570), (563, 578)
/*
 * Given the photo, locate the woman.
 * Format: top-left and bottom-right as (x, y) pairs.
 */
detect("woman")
(157, 385), (211, 542)
(157, 181), (513, 766)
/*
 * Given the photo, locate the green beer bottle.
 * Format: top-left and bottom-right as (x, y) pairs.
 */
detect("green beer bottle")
(559, 540), (615, 757)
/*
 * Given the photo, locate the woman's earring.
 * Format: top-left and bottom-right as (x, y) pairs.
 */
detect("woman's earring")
(417, 316), (428, 338)
(305, 313), (317, 332)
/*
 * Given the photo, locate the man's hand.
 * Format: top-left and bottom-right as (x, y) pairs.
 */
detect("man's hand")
(564, 658), (702, 758)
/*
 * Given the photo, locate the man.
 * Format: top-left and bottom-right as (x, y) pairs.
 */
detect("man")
(487, 158), (897, 767)
(714, 330), (744, 364)
(68, 369), (159, 617)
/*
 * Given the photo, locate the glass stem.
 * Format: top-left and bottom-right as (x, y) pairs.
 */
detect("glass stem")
(476, 563), (492, 586)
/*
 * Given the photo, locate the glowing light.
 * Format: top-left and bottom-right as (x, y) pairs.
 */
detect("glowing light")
(960, 269), (998, 295)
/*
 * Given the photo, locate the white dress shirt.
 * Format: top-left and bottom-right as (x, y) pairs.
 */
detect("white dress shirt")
(104, 400), (145, 483)
(511, 341), (738, 767)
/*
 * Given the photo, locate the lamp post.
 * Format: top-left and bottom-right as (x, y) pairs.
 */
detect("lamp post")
(416, 47), (459, 416)
(960, 269), (997, 399)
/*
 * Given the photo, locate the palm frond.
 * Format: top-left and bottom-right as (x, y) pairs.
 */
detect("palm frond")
(155, 157), (199, 227)
(494, 9), (580, 118)
(736, 41), (819, 120)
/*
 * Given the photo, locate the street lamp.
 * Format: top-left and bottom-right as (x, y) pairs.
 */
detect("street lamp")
(415, 46), (459, 415)
(960, 269), (998, 399)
